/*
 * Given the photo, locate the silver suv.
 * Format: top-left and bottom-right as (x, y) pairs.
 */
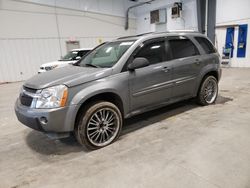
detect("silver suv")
(15, 31), (221, 150)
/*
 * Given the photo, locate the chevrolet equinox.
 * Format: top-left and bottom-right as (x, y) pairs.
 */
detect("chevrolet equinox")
(15, 31), (221, 150)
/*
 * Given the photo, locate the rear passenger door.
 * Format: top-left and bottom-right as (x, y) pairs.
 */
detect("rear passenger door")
(167, 36), (202, 98)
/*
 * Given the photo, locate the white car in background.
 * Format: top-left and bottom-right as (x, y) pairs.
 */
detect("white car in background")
(38, 48), (92, 73)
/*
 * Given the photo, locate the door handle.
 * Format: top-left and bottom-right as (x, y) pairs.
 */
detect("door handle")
(162, 67), (170, 72)
(195, 59), (201, 65)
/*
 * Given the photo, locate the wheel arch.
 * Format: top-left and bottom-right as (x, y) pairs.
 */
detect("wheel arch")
(74, 92), (125, 130)
(196, 70), (219, 96)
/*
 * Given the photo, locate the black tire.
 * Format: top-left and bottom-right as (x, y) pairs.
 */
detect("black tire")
(197, 75), (218, 106)
(74, 101), (123, 150)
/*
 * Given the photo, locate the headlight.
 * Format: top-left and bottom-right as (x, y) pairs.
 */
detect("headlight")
(45, 65), (58, 71)
(35, 85), (68, 109)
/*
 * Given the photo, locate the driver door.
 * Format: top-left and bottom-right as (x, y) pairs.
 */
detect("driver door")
(128, 38), (174, 111)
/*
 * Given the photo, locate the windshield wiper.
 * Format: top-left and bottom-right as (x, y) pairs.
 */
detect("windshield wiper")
(85, 63), (100, 68)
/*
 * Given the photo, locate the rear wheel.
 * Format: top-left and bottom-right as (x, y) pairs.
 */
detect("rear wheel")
(197, 76), (218, 105)
(75, 101), (123, 150)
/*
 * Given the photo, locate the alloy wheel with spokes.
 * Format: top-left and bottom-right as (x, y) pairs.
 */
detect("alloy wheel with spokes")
(203, 79), (218, 104)
(75, 101), (123, 150)
(87, 108), (120, 147)
(197, 75), (218, 105)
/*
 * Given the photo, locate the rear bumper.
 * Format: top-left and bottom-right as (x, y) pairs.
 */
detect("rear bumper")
(218, 67), (222, 81)
(15, 99), (78, 133)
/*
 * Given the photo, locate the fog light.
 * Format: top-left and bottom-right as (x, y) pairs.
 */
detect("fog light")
(40, 117), (48, 125)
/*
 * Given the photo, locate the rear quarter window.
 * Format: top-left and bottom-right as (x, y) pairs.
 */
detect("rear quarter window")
(195, 37), (217, 54)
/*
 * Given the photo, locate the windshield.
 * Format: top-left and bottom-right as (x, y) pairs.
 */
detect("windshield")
(79, 41), (134, 68)
(60, 51), (79, 61)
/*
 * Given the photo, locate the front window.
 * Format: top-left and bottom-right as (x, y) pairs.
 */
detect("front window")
(134, 40), (166, 65)
(78, 41), (135, 68)
(60, 51), (79, 61)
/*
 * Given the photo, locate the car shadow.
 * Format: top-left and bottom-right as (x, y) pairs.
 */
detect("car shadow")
(122, 99), (198, 136)
(122, 95), (233, 136)
(25, 131), (86, 155)
(25, 95), (233, 155)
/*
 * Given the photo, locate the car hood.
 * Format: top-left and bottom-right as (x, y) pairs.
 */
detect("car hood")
(25, 66), (112, 89)
(40, 60), (76, 68)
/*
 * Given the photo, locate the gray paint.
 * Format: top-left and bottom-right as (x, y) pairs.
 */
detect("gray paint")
(24, 66), (112, 89)
(15, 32), (221, 134)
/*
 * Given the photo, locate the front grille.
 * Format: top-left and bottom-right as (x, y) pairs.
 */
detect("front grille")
(20, 93), (33, 107)
(20, 86), (37, 107)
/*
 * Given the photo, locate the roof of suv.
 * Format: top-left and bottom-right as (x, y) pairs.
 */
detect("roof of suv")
(71, 48), (93, 52)
(116, 30), (205, 41)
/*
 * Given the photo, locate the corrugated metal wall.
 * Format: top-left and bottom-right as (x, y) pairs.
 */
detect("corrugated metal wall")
(18, 0), (136, 18)
(0, 0), (136, 82)
(0, 38), (60, 82)
(0, 37), (117, 82)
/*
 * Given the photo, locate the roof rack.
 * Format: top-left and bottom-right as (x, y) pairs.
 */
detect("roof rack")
(117, 30), (200, 40)
(117, 32), (154, 39)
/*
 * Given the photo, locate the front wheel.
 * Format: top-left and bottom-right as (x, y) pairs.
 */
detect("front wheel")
(75, 101), (123, 150)
(197, 76), (218, 106)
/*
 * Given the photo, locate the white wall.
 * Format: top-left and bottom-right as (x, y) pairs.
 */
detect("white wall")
(135, 0), (198, 34)
(216, 0), (249, 25)
(0, 0), (136, 82)
(216, 0), (250, 67)
(20, 0), (136, 18)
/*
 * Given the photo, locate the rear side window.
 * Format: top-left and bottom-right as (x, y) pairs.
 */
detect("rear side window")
(195, 37), (216, 54)
(134, 40), (166, 65)
(168, 38), (199, 59)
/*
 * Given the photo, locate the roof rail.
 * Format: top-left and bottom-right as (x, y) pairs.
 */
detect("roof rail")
(117, 30), (200, 40)
(117, 32), (154, 39)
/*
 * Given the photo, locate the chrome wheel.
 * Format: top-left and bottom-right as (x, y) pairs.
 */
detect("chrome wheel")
(203, 78), (218, 104)
(86, 108), (120, 147)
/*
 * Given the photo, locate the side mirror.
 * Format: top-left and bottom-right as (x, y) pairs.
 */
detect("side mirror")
(128, 57), (150, 70)
(75, 56), (81, 60)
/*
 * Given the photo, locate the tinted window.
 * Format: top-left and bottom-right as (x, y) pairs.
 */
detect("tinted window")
(135, 40), (166, 65)
(168, 38), (199, 59)
(77, 50), (89, 57)
(195, 37), (216, 54)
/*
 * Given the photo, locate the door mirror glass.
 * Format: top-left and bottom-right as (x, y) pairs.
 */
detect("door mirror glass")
(128, 57), (150, 70)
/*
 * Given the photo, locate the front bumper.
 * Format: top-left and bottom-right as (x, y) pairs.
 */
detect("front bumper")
(15, 99), (78, 133)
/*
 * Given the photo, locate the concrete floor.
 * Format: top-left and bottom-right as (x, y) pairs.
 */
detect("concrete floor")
(0, 68), (250, 188)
